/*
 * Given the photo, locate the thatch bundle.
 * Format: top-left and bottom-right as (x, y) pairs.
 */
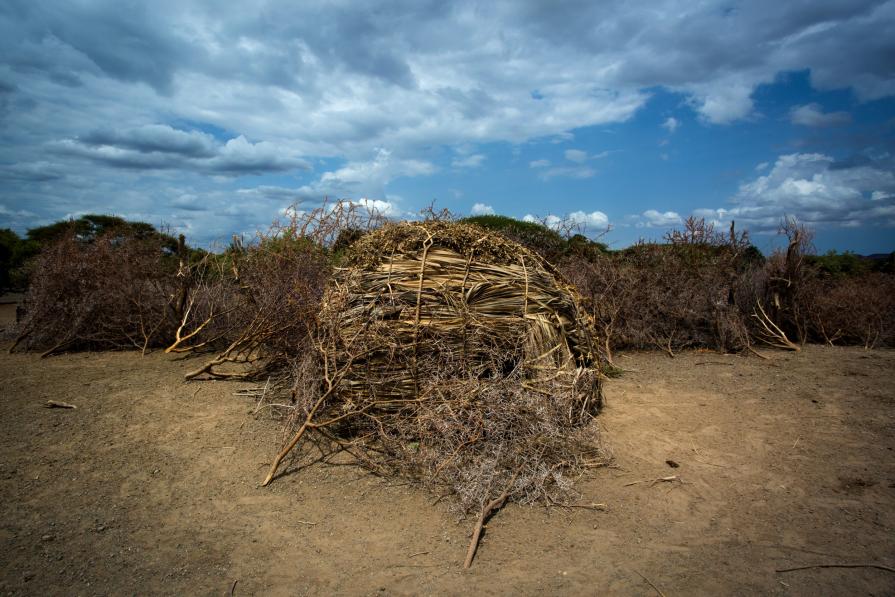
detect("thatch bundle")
(324, 220), (602, 416)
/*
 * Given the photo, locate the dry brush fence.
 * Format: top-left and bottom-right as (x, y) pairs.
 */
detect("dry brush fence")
(9, 232), (181, 356)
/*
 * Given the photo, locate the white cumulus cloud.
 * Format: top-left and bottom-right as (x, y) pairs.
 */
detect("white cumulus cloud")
(523, 210), (609, 233)
(640, 210), (682, 227)
(685, 78), (756, 124)
(471, 202), (495, 215)
(661, 117), (680, 133)
(308, 148), (436, 199)
(353, 198), (399, 218)
(569, 210), (610, 230)
(696, 152), (895, 232)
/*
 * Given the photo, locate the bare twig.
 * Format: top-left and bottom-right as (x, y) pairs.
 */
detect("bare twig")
(464, 472), (518, 569)
(624, 475), (681, 487)
(689, 441), (726, 468)
(558, 502), (608, 511)
(634, 570), (667, 597)
(746, 346), (770, 360)
(261, 350), (359, 486)
(44, 400), (77, 409)
(752, 300), (800, 351)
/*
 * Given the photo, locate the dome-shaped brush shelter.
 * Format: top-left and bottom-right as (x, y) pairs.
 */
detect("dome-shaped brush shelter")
(262, 221), (606, 567)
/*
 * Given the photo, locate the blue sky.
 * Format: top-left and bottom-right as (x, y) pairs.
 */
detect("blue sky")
(1, 1), (894, 254)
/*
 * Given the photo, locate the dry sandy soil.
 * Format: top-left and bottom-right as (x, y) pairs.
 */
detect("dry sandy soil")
(1, 343), (893, 596)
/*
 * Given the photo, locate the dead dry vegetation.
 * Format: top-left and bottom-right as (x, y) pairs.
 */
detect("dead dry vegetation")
(5, 204), (895, 571)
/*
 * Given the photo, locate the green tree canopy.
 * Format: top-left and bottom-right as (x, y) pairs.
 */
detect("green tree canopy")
(26, 214), (177, 252)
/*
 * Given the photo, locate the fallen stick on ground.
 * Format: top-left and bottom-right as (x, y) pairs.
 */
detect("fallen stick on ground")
(747, 346), (770, 360)
(690, 441), (727, 468)
(777, 564), (895, 574)
(563, 502), (608, 510)
(260, 374), (345, 486)
(464, 473), (518, 569)
(44, 400), (76, 409)
(624, 475), (680, 487)
(635, 569), (667, 597)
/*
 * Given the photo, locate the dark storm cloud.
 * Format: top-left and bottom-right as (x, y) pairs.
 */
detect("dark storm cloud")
(1, 0), (427, 95)
(224, 0), (442, 88)
(3, 0), (893, 132)
(236, 186), (306, 201)
(0, 162), (66, 182)
(80, 125), (218, 158)
(519, 0), (893, 122)
(515, 0), (884, 77)
(52, 126), (311, 175)
(1, 0), (191, 94)
(51, 139), (184, 170)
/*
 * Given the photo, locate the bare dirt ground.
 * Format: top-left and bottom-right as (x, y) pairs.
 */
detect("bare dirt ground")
(0, 303), (17, 328)
(1, 344), (893, 596)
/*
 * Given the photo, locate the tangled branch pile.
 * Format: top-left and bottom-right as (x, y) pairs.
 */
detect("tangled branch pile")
(10, 231), (181, 356)
(561, 219), (756, 361)
(176, 202), (380, 381)
(265, 222), (606, 534)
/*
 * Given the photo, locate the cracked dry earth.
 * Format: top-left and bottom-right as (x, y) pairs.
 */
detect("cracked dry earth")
(1, 344), (893, 596)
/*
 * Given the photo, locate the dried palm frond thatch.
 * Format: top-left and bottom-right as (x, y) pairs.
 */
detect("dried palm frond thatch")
(324, 220), (602, 412)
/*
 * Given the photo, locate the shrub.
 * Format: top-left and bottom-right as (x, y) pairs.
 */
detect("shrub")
(561, 218), (755, 357)
(805, 272), (895, 348)
(180, 200), (383, 381)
